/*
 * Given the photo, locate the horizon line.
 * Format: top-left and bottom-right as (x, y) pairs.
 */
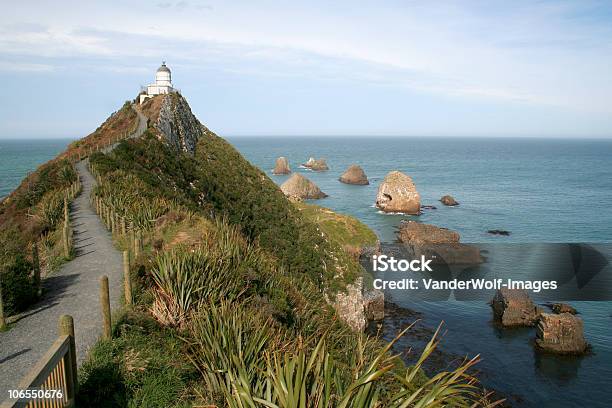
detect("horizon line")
(2, 134), (612, 141)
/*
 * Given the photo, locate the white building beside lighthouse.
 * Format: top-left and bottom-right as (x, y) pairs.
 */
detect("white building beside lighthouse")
(139, 62), (176, 104)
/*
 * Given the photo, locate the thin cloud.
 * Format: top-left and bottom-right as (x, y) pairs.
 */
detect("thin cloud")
(1, 1), (611, 115)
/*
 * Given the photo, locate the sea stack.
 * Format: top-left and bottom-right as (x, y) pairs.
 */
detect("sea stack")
(339, 165), (369, 185)
(375, 171), (420, 214)
(272, 157), (291, 175)
(280, 173), (327, 200)
(440, 195), (459, 206)
(491, 289), (541, 327)
(535, 313), (588, 354)
(302, 157), (329, 171)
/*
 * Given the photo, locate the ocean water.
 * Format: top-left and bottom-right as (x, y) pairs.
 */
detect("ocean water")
(229, 136), (612, 408)
(0, 139), (73, 199)
(2, 136), (611, 407)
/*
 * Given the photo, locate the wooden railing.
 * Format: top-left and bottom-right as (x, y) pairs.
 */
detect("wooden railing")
(1, 316), (77, 408)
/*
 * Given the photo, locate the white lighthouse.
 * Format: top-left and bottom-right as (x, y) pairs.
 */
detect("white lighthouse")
(139, 62), (176, 104)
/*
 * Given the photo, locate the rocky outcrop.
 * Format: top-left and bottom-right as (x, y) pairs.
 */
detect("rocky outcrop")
(339, 165), (369, 185)
(440, 195), (459, 206)
(535, 313), (588, 354)
(155, 94), (207, 154)
(398, 221), (480, 265)
(272, 157), (291, 175)
(302, 157), (329, 171)
(334, 278), (366, 331)
(333, 278), (384, 332)
(551, 303), (578, 315)
(375, 171), (420, 214)
(491, 289), (541, 327)
(280, 174), (327, 200)
(398, 221), (460, 245)
(363, 289), (384, 321)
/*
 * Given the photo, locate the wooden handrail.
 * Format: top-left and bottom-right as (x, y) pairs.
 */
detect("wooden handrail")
(1, 316), (76, 408)
(15, 336), (70, 393)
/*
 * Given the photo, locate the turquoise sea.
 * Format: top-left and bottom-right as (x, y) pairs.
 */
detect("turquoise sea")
(0, 139), (73, 199)
(230, 136), (612, 408)
(2, 136), (612, 407)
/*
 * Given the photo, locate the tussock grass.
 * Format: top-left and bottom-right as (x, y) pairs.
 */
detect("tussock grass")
(78, 309), (196, 408)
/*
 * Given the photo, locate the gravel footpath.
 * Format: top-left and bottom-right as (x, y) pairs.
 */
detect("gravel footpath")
(0, 105), (147, 403)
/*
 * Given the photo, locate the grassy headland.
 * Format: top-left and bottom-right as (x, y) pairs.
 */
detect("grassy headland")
(3, 94), (488, 406)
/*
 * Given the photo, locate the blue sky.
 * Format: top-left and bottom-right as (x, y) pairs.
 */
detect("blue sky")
(1, 0), (611, 138)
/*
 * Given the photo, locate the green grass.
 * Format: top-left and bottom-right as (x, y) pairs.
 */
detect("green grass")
(296, 202), (378, 250)
(78, 309), (197, 408)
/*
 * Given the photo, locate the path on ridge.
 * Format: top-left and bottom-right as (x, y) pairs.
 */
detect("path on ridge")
(0, 105), (147, 402)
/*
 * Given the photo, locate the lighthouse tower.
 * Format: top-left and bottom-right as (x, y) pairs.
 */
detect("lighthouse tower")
(140, 62), (176, 104)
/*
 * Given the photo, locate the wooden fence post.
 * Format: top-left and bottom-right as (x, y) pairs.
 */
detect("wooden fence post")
(32, 243), (42, 297)
(0, 274), (6, 330)
(134, 230), (140, 258)
(105, 205), (110, 229)
(100, 276), (112, 339)
(123, 251), (132, 305)
(63, 223), (70, 259)
(64, 196), (69, 223)
(59, 315), (78, 397)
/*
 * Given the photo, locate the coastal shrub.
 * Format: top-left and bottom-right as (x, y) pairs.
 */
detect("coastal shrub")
(149, 218), (292, 327)
(90, 134), (202, 212)
(36, 189), (65, 229)
(186, 301), (273, 400)
(186, 299), (482, 407)
(0, 254), (36, 316)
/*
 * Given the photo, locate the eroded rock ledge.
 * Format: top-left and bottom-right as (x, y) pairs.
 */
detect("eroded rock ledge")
(155, 94), (208, 154)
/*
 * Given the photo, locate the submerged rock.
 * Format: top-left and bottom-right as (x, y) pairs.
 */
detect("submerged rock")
(302, 157), (329, 171)
(535, 313), (588, 354)
(440, 195), (459, 206)
(339, 165), (369, 185)
(280, 173), (327, 200)
(491, 288), (541, 327)
(488, 229), (511, 236)
(272, 156), (291, 175)
(375, 171), (421, 214)
(421, 205), (437, 210)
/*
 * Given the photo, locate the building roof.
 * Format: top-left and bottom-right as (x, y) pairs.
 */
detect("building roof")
(157, 62), (171, 73)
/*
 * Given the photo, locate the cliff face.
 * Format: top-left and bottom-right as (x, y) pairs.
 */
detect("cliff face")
(153, 93), (209, 154)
